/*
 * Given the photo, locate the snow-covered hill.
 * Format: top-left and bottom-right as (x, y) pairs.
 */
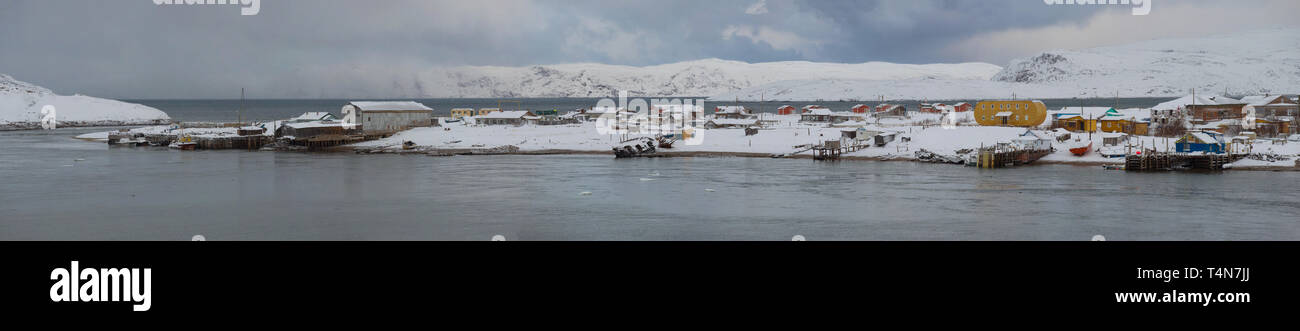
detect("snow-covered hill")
(992, 28), (1300, 97)
(716, 28), (1300, 101)
(408, 58), (1002, 98)
(0, 74), (170, 130)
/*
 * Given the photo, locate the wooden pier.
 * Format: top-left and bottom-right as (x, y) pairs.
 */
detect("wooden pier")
(975, 146), (1051, 168)
(283, 134), (372, 149)
(1125, 151), (1237, 171)
(111, 132), (275, 150)
(811, 139), (871, 161)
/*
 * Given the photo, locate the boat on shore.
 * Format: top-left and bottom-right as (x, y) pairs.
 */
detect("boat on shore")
(612, 137), (658, 158)
(1067, 138), (1092, 156)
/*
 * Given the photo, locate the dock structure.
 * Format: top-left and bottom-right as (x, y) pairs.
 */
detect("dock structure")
(194, 135), (275, 149)
(121, 133), (276, 150)
(975, 144), (1051, 168)
(1124, 150), (1236, 171)
(812, 140), (843, 161)
(282, 134), (373, 149)
(811, 137), (875, 161)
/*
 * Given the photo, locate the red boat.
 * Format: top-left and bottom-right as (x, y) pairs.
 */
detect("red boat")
(1068, 139), (1092, 156)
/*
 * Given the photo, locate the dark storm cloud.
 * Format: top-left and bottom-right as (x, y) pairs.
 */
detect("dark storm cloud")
(0, 0), (1293, 98)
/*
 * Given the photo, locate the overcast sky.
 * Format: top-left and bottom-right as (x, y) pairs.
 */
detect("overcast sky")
(1, 0), (1297, 98)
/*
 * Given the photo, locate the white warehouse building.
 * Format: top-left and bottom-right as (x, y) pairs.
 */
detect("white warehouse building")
(341, 101), (435, 134)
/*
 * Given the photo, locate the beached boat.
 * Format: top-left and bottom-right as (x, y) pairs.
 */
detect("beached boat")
(612, 137), (658, 158)
(1067, 138), (1091, 156)
(656, 134), (678, 148)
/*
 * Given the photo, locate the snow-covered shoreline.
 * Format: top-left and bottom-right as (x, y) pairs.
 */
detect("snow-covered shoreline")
(341, 114), (1299, 170)
(75, 117), (1300, 171)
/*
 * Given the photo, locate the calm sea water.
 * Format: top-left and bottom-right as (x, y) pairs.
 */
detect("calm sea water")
(2, 124), (1297, 240)
(125, 97), (1174, 122)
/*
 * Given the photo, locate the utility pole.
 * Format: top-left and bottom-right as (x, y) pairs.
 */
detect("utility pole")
(238, 87), (244, 125)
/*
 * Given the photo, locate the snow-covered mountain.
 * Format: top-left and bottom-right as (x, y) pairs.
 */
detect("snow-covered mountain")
(992, 28), (1300, 97)
(715, 28), (1300, 101)
(0, 74), (170, 129)
(404, 58), (1002, 98)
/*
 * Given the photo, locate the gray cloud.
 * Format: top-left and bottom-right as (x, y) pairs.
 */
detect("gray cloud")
(0, 0), (1294, 98)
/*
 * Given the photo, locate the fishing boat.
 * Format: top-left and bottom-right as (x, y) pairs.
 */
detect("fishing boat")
(656, 134), (678, 149)
(169, 134), (197, 150)
(1067, 138), (1092, 156)
(612, 137), (658, 158)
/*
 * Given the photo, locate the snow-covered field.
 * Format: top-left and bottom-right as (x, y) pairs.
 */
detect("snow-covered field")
(356, 122), (1026, 156)
(1, 74), (170, 129)
(353, 114), (1299, 170)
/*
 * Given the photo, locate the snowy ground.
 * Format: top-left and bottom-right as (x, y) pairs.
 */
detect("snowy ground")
(355, 115), (1071, 160)
(353, 114), (1300, 170)
(71, 111), (1297, 170)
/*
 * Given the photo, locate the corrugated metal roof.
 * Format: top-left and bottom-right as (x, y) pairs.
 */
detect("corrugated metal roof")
(478, 110), (533, 119)
(348, 101), (433, 111)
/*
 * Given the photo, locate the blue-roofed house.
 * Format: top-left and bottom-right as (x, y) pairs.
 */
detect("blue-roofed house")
(1175, 131), (1226, 154)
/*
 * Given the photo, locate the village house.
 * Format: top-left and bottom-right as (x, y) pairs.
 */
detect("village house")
(1175, 131), (1226, 154)
(713, 106), (755, 119)
(919, 103), (942, 113)
(830, 112), (866, 124)
(873, 104), (907, 117)
(342, 101), (434, 134)
(288, 112), (338, 122)
(477, 110), (537, 126)
(276, 120), (350, 139)
(534, 109), (559, 117)
(449, 108), (475, 119)
(477, 108), (502, 116)
(1012, 130), (1052, 151)
(704, 118), (760, 129)
(1239, 95), (1299, 117)
(874, 103), (906, 113)
(1239, 95), (1298, 137)
(237, 125), (267, 136)
(1050, 107), (1108, 132)
(802, 105), (827, 113)
(974, 100), (1047, 127)
(777, 105), (797, 115)
(580, 106), (619, 122)
(952, 102), (973, 112)
(1153, 94), (1246, 124)
(800, 108), (834, 123)
(851, 104), (871, 113)
(1049, 107), (1149, 135)
(1096, 109), (1150, 136)
(1252, 117), (1293, 138)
